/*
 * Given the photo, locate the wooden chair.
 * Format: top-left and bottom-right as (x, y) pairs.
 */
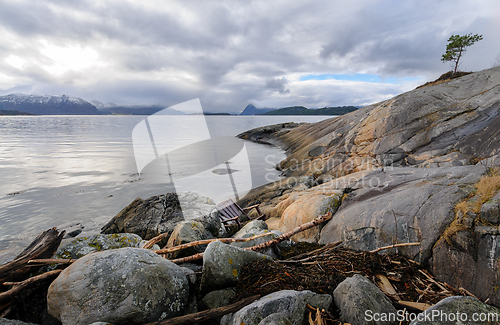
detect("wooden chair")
(216, 198), (265, 229)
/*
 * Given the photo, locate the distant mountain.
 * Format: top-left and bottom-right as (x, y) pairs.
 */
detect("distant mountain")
(0, 94), (100, 115)
(97, 105), (185, 115)
(259, 105), (358, 116)
(0, 109), (35, 116)
(239, 104), (276, 115)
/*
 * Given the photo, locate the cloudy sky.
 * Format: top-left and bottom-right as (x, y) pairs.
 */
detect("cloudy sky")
(0, 0), (499, 113)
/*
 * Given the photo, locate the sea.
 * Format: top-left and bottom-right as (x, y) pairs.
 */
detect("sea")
(0, 115), (332, 250)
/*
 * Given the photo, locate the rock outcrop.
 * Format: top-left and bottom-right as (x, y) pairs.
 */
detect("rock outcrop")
(319, 165), (486, 263)
(47, 248), (189, 325)
(276, 67), (500, 178)
(101, 192), (218, 246)
(237, 67), (500, 305)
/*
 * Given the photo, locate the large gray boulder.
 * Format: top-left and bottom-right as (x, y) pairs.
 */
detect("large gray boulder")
(47, 248), (189, 325)
(410, 296), (500, 325)
(221, 290), (332, 325)
(333, 274), (397, 325)
(201, 241), (272, 292)
(319, 165), (486, 263)
(55, 233), (157, 259)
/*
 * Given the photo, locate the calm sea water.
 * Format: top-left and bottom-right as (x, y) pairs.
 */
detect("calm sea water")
(0, 115), (332, 249)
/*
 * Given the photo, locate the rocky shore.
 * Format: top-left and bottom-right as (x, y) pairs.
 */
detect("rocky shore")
(1, 67), (500, 325)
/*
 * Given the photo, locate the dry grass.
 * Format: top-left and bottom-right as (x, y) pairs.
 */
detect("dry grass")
(444, 168), (500, 245)
(455, 167), (500, 215)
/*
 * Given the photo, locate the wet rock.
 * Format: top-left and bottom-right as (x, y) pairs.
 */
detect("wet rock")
(333, 274), (397, 325)
(47, 248), (189, 325)
(165, 220), (214, 258)
(201, 241), (272, 292)
(221, 290), (332, 325)
(100, 192), (216, 246)
(410, 296), (500, 325)
(55, 233), (158, 259)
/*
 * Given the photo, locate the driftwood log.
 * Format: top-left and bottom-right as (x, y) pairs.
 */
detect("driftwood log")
(0, 270), (62, 304)
(0, 228), (65, 284)
(247, 212), (332, 252)
(144, 295), (260, 325)
(152, 232), (271, 254)
(169, 212), (332, 264)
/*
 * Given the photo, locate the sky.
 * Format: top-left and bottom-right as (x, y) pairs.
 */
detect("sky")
(0, 0), (499, 113)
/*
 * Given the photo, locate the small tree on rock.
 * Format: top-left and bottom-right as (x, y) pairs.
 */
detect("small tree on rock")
(441, 33), (483, 74)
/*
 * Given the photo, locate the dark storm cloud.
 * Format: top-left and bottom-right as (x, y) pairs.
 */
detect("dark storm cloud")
(0, 0), (499, 112)
(265, 78), (290, 94)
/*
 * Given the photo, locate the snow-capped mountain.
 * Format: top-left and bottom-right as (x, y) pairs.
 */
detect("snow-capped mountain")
(0, 94), (101, 115)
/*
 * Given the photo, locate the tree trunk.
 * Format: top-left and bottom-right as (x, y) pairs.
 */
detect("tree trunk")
(0, 228), (65, 284)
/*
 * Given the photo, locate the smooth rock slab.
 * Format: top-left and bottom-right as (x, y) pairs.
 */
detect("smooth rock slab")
(333, 274), (397, 325)
(320, 166), (486, 263)
(201, 241), (272, 292)
(221, 290), (332, 325)
(47, 247), (189, 325)
(410, 296), (500, 325)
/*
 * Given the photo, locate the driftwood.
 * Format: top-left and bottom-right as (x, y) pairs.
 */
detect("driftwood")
(152, 232), (271, 254)
(248, 212), (332, 252)
(0, 270), (62, 304)
(369, 242), (420, 254)
(142, 233), (170, 249)
(0, 228), (65, 284)
(27, 258), (74, 266)
(169, 212), (332, 264)
(144, 295), (260, 325)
